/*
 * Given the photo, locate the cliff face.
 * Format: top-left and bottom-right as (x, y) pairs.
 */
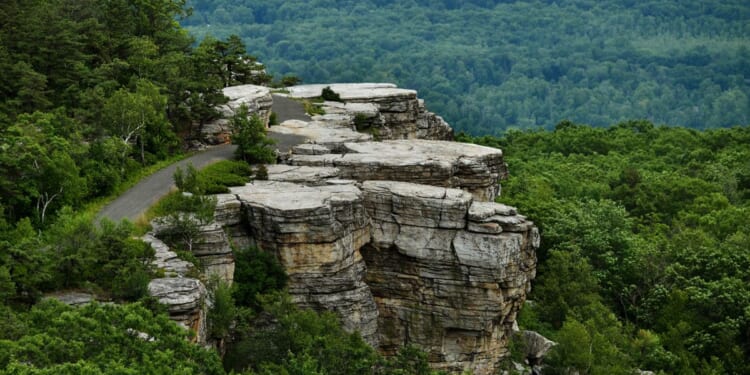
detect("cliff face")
(148, 84), (538, 374)
(361, 181), (538, 373)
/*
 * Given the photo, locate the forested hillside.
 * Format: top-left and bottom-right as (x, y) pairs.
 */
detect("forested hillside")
(0, 2), (404, 373)
(183, 0), (750, 134)
(461, 123), (750, 374)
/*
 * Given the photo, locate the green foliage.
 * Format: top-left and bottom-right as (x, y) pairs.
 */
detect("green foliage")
(0, 1), (266, 230)
(225, 292), (377, 374)
(44, 209), (155, 301)
(231, 105), (276, 164)
(320, 86), (342, 102)
(197, 160), (253, 194)
(302, 100), (326, 116)
(464, 122), (750, 374)
(183, 0), (750, 134)
(280, 75), (302, 87)
(174, 164), (202, 194)
(153, 192), (216, 252)
(254, 164), (269, 180)
(0, 300), (224, 374)
(207, 278), (236, 341)
(232, 246), (287, 310)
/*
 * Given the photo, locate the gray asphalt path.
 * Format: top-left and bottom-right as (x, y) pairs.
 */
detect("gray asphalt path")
(97, 95), (310, 223)
(272, 94), (311, 123)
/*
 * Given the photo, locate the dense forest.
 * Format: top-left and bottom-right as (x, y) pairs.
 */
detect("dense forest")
(2, 0), (750, 374)
(183, 0), (750, 134)
(0, 1), (435, 374)
(460, 123), (750, 374)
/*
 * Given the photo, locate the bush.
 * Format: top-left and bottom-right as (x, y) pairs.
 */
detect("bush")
(198, 160), (252, 194)
(207, 278), (236, 341)
(254, 164), (269, 181)
(231, 105), (276, 164)
(321, 86), (342, 102)
(303, 100), (325, 115)
(232, 246), (287, 310)
(224, 292), (376, 374)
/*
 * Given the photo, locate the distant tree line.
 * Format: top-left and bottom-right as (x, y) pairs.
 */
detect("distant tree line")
(183, 0), (750, 134)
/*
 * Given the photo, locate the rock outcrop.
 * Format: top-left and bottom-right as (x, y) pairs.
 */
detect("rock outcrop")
(148, 83), (537, 373)
(143, 234), (209, 345)
(278, 83), (453, 141)
(289, 140), (507, 201)
(148, 277), (208, 344)
(361, 181), (538, 374)
(199, 84), (273, 145)
(229, 181), (380, 345)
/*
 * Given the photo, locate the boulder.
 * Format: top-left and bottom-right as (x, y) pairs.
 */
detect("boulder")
(199, 84), (273, 145)
(148, 278), (208, 344)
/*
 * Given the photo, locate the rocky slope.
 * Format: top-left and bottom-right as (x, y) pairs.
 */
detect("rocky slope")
(147, 84), (538, 374)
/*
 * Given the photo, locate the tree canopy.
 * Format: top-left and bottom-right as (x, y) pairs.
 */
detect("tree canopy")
(461, 122), (750, 374)
(183, 0), (750, 135)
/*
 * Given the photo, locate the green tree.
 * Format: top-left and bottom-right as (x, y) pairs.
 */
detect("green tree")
(232, 246), (287, 310)
(0, 300), (224, 374)
(231, 105), (276, 164)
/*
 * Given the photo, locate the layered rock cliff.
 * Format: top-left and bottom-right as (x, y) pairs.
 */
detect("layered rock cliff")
(148, 84), (538, 374)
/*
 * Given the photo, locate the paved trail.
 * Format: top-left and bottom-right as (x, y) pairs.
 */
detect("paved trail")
(96, 94), (309, 223)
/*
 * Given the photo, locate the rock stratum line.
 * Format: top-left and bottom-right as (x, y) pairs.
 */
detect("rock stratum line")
(146, 83), (538, 374)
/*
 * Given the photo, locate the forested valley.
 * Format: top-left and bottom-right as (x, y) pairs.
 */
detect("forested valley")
(2, 0), (750, 374)
(460, 123), (750, 374)
(184, 0), (750, 134)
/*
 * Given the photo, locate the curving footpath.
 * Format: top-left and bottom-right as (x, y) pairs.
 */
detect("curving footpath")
(96, 94), (310, 223)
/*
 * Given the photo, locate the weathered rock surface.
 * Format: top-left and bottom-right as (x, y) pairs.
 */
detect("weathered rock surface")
(290, 140), (507, 201)
(143, 233), (193, 278)
(265, 164), (342, 185)
(281, 83), (453, 141)
(516, 330), (556, 366)
(147, 83), (536, 373)
(142, 233), (208, 345)
(269, 118), (372, 153)
(44, 291), (98, 307)
(360, 181), (537, 374)
(148, 278), (208, 344)
(230, 181), (379, 345)
(199, 84), (273, 145)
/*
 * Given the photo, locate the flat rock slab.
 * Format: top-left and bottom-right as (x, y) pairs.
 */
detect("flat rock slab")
(221, 84), (272, 113)
(292, 140), (505, 201)
(148, 278), (206, 313)
(286, 83), (399, 99)
(270, 119), (372, 149)
(44, 291), (97, 306)
(266, 165), (341, 185)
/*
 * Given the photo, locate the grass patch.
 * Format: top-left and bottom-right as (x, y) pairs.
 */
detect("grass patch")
(136, 160), (253, 232)
(303, 99), (325, 115)
(197, 160), (254, 194)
